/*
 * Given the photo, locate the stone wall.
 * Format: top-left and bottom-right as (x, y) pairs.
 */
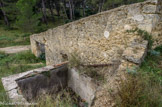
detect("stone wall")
(30, 0), (162, 65)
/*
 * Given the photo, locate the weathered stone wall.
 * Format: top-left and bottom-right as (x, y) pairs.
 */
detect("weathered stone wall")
(30, 0), (162, 65)
(152, 0), (162, 47)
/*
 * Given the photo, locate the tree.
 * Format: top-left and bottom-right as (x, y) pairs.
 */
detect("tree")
(69, 0), (74, 20)
(60, 0), (68, 19)
(54, 0), (61, 16)
(41, 0), (48, 24)
(16, 0), (41, 32)
(82, 0), (86, 16)
(46, 0), (55, 21)
(98, 0), (105, 12)
(0, 0), (10, 26)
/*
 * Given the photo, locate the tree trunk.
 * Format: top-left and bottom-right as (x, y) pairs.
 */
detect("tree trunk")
(101, 0), (105, 11)
(82, 0), (86, 16)
(0, 1), (9, 26)
(49, 0), (54, 21)
(98, 1), (101, 13)
(54, 1), (60, 16)
(41, 0), (47, 25)
(62, 0), (68, 19)
(71, 0), (75, 19)
(69, 0), (73, 20)
(98, 0), (105, 13)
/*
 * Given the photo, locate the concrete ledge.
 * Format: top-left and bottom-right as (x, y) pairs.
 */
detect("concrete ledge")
(68, 68), (97, 106)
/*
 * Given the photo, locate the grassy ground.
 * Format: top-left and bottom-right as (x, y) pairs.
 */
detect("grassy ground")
(0, 26), (30, 48)
(0, 51), (46, 105)
(0, 16), (64, 48)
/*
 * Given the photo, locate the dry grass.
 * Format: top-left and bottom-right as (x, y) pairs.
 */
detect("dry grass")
(116, 73), (162, 107)
(115, 49), (162, 107)
(35, 88), (87, 107)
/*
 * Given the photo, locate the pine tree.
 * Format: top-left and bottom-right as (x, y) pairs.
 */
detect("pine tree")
(0, 0), (13, 27)
(16, 0), (41, 32)
(2, 0), (18, 21)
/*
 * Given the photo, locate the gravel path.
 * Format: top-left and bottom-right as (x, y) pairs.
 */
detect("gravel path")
(0, 45), (30, 54)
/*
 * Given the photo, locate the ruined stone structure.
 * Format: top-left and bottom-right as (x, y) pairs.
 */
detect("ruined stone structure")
(31, 0), (162, 66)
(2, 0), (162, 107)
(2, 63), (97, 106)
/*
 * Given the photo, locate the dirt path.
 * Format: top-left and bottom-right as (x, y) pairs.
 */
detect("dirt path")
(0, 45), (30, 54)
(12, 62), (44, 66)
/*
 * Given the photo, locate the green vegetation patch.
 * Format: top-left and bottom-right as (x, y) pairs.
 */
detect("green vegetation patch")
(0, 51), (46, 104)
(127, 28), (153, 49)
(0, 27), (31, 48)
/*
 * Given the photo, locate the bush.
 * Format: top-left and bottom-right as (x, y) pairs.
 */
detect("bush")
(116, 73), (162, 107)
(115, 46), (162, 107)
(0, 52), (8, 60)
(39, 53), (46, 61)
(155, 45), (162, 53)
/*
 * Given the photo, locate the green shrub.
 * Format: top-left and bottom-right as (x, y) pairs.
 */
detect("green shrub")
(0, 52), (8, 60)
(155, 45), (162, 53)
(149, 50), (160, 56)
(39, 53), (46, 61)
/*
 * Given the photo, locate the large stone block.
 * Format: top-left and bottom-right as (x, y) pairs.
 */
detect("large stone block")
(142, 4), (157, 14)
(122, 40), (148, 65)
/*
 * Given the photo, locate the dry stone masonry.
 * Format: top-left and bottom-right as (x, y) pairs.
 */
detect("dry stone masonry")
(30, 0), (162, 66)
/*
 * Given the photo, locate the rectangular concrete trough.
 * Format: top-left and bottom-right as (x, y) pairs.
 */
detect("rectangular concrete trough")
(1, 63), (97, 106)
